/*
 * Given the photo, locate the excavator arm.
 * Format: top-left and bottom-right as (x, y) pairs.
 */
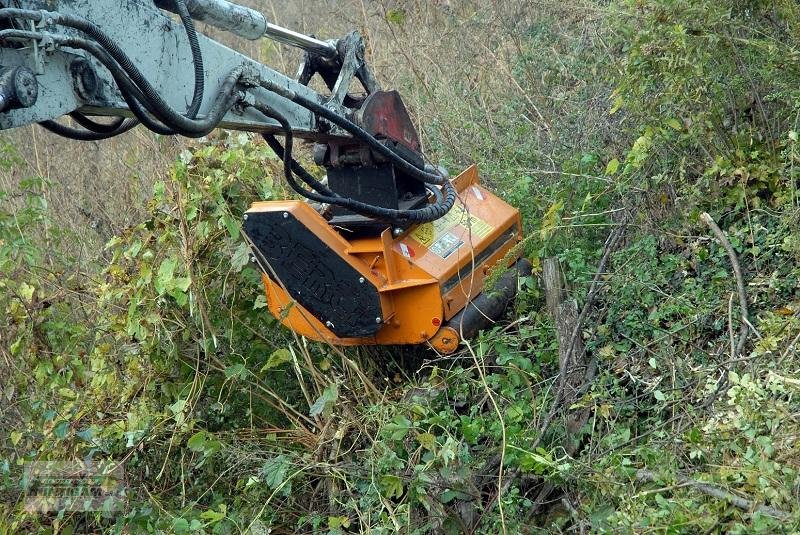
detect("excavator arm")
(0, 0), (528, 353)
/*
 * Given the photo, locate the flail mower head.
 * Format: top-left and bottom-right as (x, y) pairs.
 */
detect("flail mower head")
(244, 165), (528, 354)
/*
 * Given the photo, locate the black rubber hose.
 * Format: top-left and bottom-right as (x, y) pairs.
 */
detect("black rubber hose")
(40, 117), (138, 140)
(47, 34), (241, 137)
(0, 9), (214, 134)
(69, 112), (128, 133)
(65, 1), (201, 132)
(251, 101), (456, 223)
(262, 131), (448, 207)
(260, 80), (447, 186)
(171, 0), (204, 118)
(261, 133), (337, 196)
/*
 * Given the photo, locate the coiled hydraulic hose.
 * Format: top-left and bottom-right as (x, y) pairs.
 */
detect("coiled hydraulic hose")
(259, 80), (447, 187)
(250, 100), (455, 223)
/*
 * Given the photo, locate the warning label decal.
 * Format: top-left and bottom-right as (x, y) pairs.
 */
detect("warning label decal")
(429, 233), (463, 259)
(410, 204), (493, 248)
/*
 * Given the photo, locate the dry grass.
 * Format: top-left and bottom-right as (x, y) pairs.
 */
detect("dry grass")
(0, 0), (611, 252)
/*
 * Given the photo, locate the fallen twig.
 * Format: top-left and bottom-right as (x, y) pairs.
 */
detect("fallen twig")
(636, 469), (790, 520)
(700, 212), (750, 359)
(700, 212), (754, 407)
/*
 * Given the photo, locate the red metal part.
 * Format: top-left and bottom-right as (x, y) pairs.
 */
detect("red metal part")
(355, 90), (421, 152)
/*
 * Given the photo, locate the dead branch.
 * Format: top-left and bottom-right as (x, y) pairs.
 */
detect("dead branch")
(700, 212), (750, 359)
(636, 469), (790, 520)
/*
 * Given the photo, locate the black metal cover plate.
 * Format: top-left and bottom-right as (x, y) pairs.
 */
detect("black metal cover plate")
(244, 210), (383, 338)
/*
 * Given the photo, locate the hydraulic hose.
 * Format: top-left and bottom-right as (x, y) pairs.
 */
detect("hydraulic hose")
(40, 116), (138, 140)
(171, 0), (204, 118)
(59, 0), (202, 138)
(250, 101), (456, 223)
(0, 29), (242, 138)
(0, 8), (212, 135)
(69, 113), (127, 133)
(259, 79), (447, 186)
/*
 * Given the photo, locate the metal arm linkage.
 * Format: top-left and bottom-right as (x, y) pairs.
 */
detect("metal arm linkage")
(0, 0), (528, 353)
(0, 0), (455, 229)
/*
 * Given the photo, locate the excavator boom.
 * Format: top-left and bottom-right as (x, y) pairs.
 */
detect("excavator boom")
(0, 0), (527, 353)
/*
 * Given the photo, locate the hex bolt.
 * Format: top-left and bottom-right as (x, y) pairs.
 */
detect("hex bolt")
(358, 277), (365, 284)
(325, 321), (334, 328)
(283, 212), (289, 219)
(250, 256), (257, 263)
(375, 317), (382, 324)
(243, 214), (248, 220)
(392, 228), (402, 237)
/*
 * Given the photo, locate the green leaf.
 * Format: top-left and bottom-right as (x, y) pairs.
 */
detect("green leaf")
(10, 431), (22, 446)
(169, 399), (186, 415)
(9, 338), (23, 356)
(172, 518), (189, 534)
(666, 118), (682, 130)
(441, 489), (460, 504)
(53, 420), (69, 439)
(155, 257), (176, 294)
(328, 516), (350, 530)
(58, 387), (77, 400)
(262, 455), (290, 490)
(379, 474), (404, 499)
(653, 389), (666, 402)
(261, 348), (292, 371)
(200, 503), (227, 523)
(231, 242), (251, 273)
(170, 399), (187, 425)
(173, 277), (191, 292)
(605, 158), (620, 175)
(221, 214), (240, 240)
(153, 181), (166, 201)
(224, 363), (246, 380)
(416, 432), (436, 451)
(187, 431), (207, 452)
(309, 384), (338, 417)
(253, 294), (268, 310)
(384, 415), (412, 441)
(18, 282), (35, 302)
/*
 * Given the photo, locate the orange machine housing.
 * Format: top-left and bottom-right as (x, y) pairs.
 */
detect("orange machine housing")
(244, 165), (523, 353)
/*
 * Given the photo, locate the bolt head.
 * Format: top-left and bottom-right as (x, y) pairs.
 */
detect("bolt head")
(358, 277), (365, 284)
(375, 317), (382, 324)
(325, 321), (333, 328)
(283, 212), (289, 219)
(392, 228), (402, 237)
(243, 213), (248, 220)
(251, 256), (257, 263)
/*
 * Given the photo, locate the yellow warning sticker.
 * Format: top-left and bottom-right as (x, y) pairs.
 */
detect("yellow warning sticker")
(410, 204), (492, 247)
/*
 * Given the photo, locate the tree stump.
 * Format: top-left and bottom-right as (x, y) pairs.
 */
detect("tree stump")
(542, 257), (589, 452)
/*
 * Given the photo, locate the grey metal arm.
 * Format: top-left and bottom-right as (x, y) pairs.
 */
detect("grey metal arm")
(0, 0), (359, 140)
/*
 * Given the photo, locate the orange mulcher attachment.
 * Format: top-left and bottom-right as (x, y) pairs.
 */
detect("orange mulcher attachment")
(243, 165), (529, 354)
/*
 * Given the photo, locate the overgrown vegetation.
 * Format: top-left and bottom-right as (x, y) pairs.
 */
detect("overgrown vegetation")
(2, 0), (800, 532)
